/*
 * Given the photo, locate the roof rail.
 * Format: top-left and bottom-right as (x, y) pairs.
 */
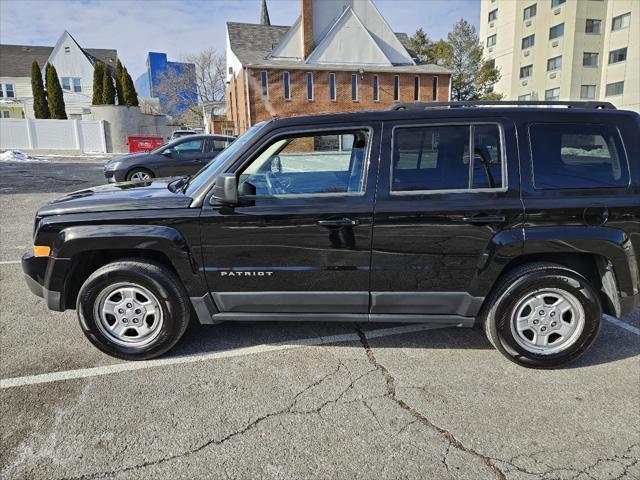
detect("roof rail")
(390, 100), (617, 111)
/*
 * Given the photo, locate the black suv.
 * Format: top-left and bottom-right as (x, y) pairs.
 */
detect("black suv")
(22, 101), (640, 368)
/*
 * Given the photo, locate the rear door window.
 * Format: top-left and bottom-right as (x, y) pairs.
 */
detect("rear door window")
(391, 123), (504, 192)
(529, 123), (629, 189)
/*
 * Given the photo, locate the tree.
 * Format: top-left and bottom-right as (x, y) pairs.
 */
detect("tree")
(102, 66), (116, 104)
(410, 20), (502, 100)
(121, 66), (139, 106)
(115, 59), (125, 105)
(92, 62), (104, 105)
(155, 48), (226, 121)
(31, 60), (50, 119)
(45, 63), (67, 119)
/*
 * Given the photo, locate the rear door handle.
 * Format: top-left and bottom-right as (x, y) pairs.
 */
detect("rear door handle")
(461, 215), (506, 224)
(317, 218), (361, 227)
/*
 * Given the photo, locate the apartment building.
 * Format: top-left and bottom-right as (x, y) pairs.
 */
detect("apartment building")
(480, 0), (638, 111)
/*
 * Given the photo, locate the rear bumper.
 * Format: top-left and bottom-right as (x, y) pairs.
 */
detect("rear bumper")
(22, 252), (67, 311)
(620, 292), (640, 317)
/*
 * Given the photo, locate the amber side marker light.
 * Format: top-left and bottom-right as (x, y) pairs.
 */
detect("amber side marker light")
(33, 246), (51, 257)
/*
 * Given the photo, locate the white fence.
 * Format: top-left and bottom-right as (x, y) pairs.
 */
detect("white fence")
(0, 118), (107, 153)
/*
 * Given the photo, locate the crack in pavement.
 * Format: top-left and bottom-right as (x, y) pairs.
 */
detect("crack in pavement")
(355, 326), (507, 480)
(61, 361), (377, 480)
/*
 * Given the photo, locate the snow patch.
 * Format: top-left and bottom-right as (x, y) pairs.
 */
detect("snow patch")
(0, 150), (48, 162)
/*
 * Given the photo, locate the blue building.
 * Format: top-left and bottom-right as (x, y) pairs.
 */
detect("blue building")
(135, 52), (197, 116)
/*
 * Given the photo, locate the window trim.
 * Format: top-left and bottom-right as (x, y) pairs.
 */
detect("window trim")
(306, 72), (314, 101)
(520, 64), (533, 78)
(351, 74), (358, 101)
(585, 18), (601, 34)
(605, 81), (624, 97)
(236, 125), (374, 199)
(522, 34), (535, 49)
(580, 84), (597, 99)
(488, 8), (498, 22)
(527, 122), (631, 191)
(611, 12), (631, 31)
(549, 23), (564, 40)
(373, 74), (379, 102)
(329, 73), (336, 101)
(389, 121), (508, 196)
(487, 34), (497, 47)
(283, 71), (291, 100)
(545, 87), (560, 101)
(608, 47), (627, 65)
(260, 71), (268, 97)
(583, 52), (599, 67)
(393, 75), (400, 101)
(547, 55), (562, 71)
(523, 3), (537, 20)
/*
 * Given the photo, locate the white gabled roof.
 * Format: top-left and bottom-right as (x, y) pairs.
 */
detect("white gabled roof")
(269, 0), (415, 66)
(305, 7), (391, 66)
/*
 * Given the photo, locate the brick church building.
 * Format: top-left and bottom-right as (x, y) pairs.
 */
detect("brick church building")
(225, 0), (451, 134)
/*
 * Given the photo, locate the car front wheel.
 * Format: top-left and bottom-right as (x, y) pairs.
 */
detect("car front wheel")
(77, 260), (190, 360)
(483, 262), (602, 368)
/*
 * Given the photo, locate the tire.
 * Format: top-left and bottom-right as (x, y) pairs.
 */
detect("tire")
(77, 260), (190, 360)
(482, 262), (602, 368)
(126, 167), (154, 182)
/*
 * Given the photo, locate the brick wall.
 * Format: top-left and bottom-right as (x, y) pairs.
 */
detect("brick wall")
(229, 68), (450, 134)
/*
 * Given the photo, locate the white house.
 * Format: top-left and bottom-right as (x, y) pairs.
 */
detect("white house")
(0, 31), (117, 119)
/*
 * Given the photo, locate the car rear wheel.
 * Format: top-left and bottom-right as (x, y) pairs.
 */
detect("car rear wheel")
(77, 260), (190, 360)
(127, 168), (154, 182)
(483, 262), (601, 368)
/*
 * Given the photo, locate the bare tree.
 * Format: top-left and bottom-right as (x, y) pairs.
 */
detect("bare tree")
(155, 48), (226, 125)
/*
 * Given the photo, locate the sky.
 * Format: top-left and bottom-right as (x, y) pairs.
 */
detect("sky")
(0, 0), (479, 80)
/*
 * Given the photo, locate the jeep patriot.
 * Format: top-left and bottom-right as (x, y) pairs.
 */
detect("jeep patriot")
(22, 101), (640, 367)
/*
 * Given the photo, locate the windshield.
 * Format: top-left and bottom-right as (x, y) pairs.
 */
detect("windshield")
(184, 122), (269, 196)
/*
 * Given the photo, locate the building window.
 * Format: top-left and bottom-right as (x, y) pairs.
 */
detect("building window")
(585, 19), (601, 34)
(306, 72), (314, 101)
(351, 74), (358, 101)
(608, 47), (627, 64)
(3, 83), (15, 98)
(329, 73), (336, 101)
(486, 34), (497, 47)
(521, 34), (535, 49)
(611, 12), (631, 31)
(413, 76), (420, 101)
(519, 64), (533, 78)
(605, 81), (624, 96)
(260, 71), (268, 97)
(393, 75), (400, 101)
(523, 4), (537, 20)
(547, 55), (562, 71)
(545, 87), (560, 101)
(488, 9), (498, 22)
(580, 85), (596, 99)
(61, 77), (71, 91)
(64, 46), (70, 54)
(518, 93), (532, 101)
(583, 52), (599, 67)
(551, 0), (565, 7)
(373, 75), (379, 102)
(432, 76), (438, 101)
(0, 110), (10, 118)
(73, 78), (81, 93)
(283, 71), (290, 100)
(549, 23), (564, 39)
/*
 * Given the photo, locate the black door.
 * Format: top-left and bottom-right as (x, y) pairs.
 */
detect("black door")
(370, 118), (524, 321)
(157, 138), (207, 177)
(199, 123), (380, 318)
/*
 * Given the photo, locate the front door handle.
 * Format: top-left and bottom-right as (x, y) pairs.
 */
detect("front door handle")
(317, 218), (361, 227)
(461, 215), (506, 224)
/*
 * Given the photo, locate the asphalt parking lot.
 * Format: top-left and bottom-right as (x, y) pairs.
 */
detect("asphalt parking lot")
(1, 157), (639, 480)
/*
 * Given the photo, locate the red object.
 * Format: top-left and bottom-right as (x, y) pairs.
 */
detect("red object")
(127, 135), (165, 153)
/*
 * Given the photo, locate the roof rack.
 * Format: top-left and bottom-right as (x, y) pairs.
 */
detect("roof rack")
(390, 100), (617, 111)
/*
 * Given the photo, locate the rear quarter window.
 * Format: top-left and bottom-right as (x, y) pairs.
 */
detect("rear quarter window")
(529, 123), (629, 189)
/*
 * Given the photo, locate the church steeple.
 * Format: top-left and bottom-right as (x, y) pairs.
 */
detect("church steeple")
(260, 0), (271, 26)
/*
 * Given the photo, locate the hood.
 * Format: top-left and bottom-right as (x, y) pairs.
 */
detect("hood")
(105, 152), (154, 169)
(38, 179), (192, 216)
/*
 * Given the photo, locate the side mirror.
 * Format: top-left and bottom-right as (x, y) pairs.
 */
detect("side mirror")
(162, 149), (173, 156)
(210, 173), (238, 205)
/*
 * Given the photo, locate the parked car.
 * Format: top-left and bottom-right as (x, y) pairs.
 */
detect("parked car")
(170, 129), (198, 140)
(103, 134), (236, 182)
(23, 101), (639, 367)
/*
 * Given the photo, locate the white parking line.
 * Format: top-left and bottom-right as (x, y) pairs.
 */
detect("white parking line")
(604, 315), (640, 336)
(0, 260), (21, 265)
(0, 324), (442, 389)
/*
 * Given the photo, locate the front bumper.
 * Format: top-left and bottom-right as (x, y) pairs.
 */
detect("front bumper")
(22, 252), (67, 311)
